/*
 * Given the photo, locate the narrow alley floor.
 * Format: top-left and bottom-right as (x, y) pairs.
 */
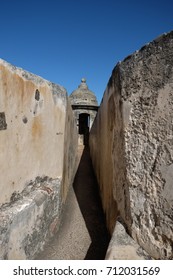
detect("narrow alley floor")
(73, 146), (110, 259)
(35, 146), (110, 260)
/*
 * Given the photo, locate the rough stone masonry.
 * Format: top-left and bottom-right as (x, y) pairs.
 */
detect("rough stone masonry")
(90, 31), (173, 259)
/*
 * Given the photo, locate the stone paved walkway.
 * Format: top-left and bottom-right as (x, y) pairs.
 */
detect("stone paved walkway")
(35, 146), (110, 260)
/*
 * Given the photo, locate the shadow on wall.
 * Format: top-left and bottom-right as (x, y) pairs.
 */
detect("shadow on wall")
(89, 65), (133, 236)
(73, 147), (110, 260)
(107, 69), (133, 234)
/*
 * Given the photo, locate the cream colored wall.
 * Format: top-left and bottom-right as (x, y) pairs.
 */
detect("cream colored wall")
(89, 79), (123, 234)
(0, 59), (78, 259)
(0, 59), (71, 205)
(62, 100), (78, 202)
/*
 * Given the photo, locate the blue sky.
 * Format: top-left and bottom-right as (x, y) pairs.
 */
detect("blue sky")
(1, 0), (173, 104)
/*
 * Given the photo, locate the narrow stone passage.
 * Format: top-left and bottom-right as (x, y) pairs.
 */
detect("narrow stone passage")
(73, 146), (110, 259)
(35, 146), (110, 260)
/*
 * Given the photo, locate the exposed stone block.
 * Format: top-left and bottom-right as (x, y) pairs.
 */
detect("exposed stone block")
(105, 221), (151, 260)
(0, 112), (7, 130)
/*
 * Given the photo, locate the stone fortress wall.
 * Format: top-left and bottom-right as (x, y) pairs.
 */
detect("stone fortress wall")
(89, 31), (173, 259)
(0, 59), (78, 259)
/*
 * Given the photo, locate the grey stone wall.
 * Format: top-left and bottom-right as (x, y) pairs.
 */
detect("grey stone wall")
(90, 31), (173, 259)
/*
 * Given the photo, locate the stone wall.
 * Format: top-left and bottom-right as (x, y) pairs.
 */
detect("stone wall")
(0, 59), (78, 259)
(90, 31), (173, 259)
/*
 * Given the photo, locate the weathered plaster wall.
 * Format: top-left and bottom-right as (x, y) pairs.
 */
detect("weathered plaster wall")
(62, 101), (78, 202)
(90, 31), (173, 259)
(0, 59), (78, 259)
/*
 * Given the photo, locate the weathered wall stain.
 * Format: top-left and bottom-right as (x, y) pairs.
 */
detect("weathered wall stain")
(31, 116), (42, 139)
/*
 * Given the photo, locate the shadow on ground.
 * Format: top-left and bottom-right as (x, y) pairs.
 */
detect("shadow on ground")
(73, 146), (110, 260)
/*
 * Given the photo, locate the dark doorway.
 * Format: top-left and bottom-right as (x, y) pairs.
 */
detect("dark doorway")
(79, 113), (90, 145)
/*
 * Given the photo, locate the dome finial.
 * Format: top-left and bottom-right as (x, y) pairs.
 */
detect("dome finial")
(81, 78), (86, 83)
(79, 78), (87, 89)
